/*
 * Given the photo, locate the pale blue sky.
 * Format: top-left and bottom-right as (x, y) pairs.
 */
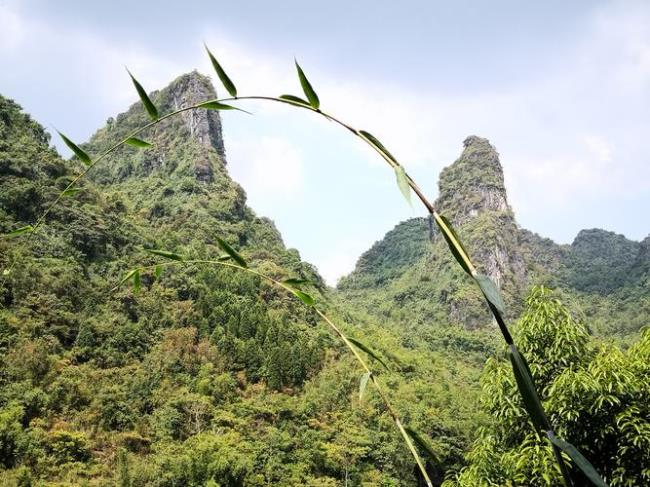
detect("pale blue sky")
(1, 0), (649, 284)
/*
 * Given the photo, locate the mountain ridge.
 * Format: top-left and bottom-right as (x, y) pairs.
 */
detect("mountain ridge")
(339, 135), (649, 333)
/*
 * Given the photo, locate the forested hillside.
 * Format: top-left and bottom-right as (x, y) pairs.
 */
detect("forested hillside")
(0, 71), (647, 486)
(0, 75), (485, 486)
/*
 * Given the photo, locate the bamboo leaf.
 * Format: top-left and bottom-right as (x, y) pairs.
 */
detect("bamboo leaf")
(358, 130), (398, 164)
(112, 268), (139, 292)
(279, 94), (311, 107)
(4, 225), (34, 238)
(204, 44), (237, 97)
(475, 274), (506, 315)
(282, 278), (310, 287)
(146, 249), (184, 261)
(197, 100), (251, 114)
(217, 254), (231, 262)
(215, 236), (247, 268)
(434, 214), (473, 276)
(132, 269), (141, 293)
(508, 344), (548, 432)
(405, 428), (440, 464)
(294, 60), (320, 109)
(359, 372), (371, 401)
(125, 137), (152, 148)
(154, 265), (163, 280)
(62, 187), (83, 197)
(290, 289), (315, 306)
(394, 166), (412, 205)
(547, 433), (608, 487)
(127, 69), (158, 120)
(118, 269), (138, 287)
(348, 337), (389, 371)
(57, 131), (92, 166)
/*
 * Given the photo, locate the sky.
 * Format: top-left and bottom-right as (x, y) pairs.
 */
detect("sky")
(1, 0), (649, 285)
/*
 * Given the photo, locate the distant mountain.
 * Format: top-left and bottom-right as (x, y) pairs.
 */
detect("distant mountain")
(339, 136), (649, 335)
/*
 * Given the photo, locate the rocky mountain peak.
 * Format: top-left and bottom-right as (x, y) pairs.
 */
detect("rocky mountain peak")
(160, 71), (226, 164)
(87, 71), (227, 184)
(435, 135), (512, 226)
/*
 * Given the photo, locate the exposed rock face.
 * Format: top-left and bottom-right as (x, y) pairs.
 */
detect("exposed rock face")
(163, 71), (227, 180)
(435, 136), (511, 226)
(87, 71), (226, 184)
(340, 136), (531, 328)
(435, 136), (525, 292)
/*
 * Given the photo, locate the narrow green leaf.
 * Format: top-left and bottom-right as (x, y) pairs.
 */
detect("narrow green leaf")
(405, 428), (440, 464)
(57, 131), (91, 166)
(120, 269), (137, 284)
(204, 44), (237, 97)
(434, 214), (473, 276)
(62, 187), (83, 197)
(132, 269), (141, 293)
(215, 236), (247, 268)
(127, 69), (158, 120)
(547, 433), (608, 487)
(282, 278), (310, 287)
(146, 249), (184, 261)
(359, 372), (371, 401)
(217, 254), (231, 262)
(294, 60), (320, 109)
(358, 130), (398, 164)
(113, 269), (138, 292)
(348, 337), (389, 371)
(290, 289), (315, 306)
(197, 100), (251, 114)
(279, 94), (311, 107)
(475, 274), (506, 316)
(394, 166), (412, 206)
(125, 137), (152, 148)
(508, 344), (548, 432)
(154, 265), (163, 280)
(5, 225), (34, 238)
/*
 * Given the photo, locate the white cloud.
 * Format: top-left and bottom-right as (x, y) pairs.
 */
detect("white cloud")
(316, 238), (371, 286)
(582, 135), (612, 164)
(226, 135), (304, 200)
(0, 2), (185, 147)
(0, 3), (25, 52)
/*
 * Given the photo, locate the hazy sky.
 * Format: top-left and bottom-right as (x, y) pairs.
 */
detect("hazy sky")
(1, 0), (649, 284)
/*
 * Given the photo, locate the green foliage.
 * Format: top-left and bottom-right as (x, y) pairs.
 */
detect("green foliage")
(56, 131), (91, 166)
(44, 430), (91, 464)
(0, 403), (26, 468)
(127, 69), (159, 120)
(1, 57), (647, 486)
(294, 60), (320, 109)
(205, 44), (237, 97)
(444, 287), (650, 486)
(394, 166), (412, 205)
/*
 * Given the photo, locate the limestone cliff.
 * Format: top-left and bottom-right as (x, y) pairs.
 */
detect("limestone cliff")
(339, 136), (648, 332)
(87, 71), (226, 184)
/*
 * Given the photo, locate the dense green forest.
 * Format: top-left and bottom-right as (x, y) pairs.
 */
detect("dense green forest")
(1, 71), (648, 486)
